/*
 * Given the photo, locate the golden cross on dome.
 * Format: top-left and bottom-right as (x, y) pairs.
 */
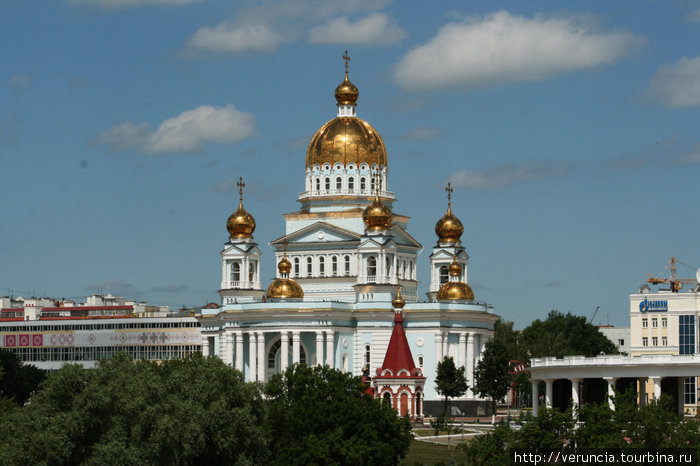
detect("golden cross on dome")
(342, 50), (350, 77)
(445, 182), (453, 209)
(237, 177), (245, 202)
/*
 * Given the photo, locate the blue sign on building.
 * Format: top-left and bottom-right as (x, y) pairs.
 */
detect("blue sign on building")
(639, 298), (668, 312)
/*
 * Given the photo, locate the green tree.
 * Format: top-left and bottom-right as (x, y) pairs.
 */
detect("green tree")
(472, 338), (511, 415)
(0, 353), (268, 465)
(265, 364), (411, 466)
(520, 310), (617, 358)
(435, 356), (468, 417)
(0, 349), (45, 406)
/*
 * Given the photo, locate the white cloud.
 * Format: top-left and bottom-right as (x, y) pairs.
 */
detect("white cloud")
(186, 0), (395, 54)
(308, 12), (406, 46)
(645, 56), (700, 108)
(395, 10), (645, 91)
(188, 23), (287, 54)
(86, 278), (140, 298)
(687, 8), (700, 22)
(447, 159), (571, 189)
(401, 126), (444, 141)
(10, 75), (31, 92)
(69, 0), (200, 8)
(95, 105), (256, 154)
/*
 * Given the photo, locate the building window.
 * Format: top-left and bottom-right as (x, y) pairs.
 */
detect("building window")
(684, 377), (696, 404)
(618, 339), (625, 347)
(371, 177), (375, 192)
(385, 257), (391, 277)
(360, 177), (366, 191)
(319, 257), (325, 276)
(652, 318), (658, 328)
(418, 355), (424, 369)
(293, 258), (300, 277)
(315, 178), (320, 192)
(249, 263), (255, 282)
(232, 262), (241, 282)
(364, 344), (371, 368)
(642, 318), (648, 328)
(336, 176), (342, 190)
(642, 337), (648, 347)
(382, 392), (391, 405)
(348, 177), (354, 190)
(439, 266), (449, 284)
(652, 337), (658, 346)
(331, 256), (338, 276)
(344, 255), (351, 275)
(662, 337), (668, 346)
(679, 315), (695, 355)
(662, 318), (667, 328)
(325, 177), (330, 191)
(367, 256), (377, 277)
(306, 257), (313, 276)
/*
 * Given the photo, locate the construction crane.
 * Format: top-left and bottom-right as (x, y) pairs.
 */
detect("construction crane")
(646, 257), (699, 292)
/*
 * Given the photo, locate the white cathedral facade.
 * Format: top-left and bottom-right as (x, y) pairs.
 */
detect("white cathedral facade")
(198, 58), (499, 411)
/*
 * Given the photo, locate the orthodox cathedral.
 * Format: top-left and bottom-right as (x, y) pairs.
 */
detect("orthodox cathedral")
(199, 55), (499, 418)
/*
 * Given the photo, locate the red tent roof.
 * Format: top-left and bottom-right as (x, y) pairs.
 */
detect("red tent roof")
(375, 312), (421, 379)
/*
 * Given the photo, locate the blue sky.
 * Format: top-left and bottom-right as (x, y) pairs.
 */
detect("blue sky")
(2, 0), (699, 328)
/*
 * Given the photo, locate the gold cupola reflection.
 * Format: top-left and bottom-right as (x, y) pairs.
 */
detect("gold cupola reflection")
(306, 51), (387, 169)
(435, 182), (463, 244)
(437, 256), (474, 302)
(363, 174), (392, 231)
(266, 250), (304, 301)
(226, 177), (256, 240)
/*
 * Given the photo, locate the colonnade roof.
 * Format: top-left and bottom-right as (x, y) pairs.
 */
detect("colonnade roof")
(529, 354), (700, 380)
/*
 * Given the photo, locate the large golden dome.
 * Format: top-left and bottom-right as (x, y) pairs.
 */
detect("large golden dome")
(306, 117), (387, 168)
(435, 182), (463, 244)
(226, 178), (255, 239)
(363, 195), (392, 231)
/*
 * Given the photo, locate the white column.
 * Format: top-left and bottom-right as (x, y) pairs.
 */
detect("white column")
(466, 332), (474, 398)
(571, 378), (581, 407)
(201, 335), (210, 357)
(532, 380), (540, 417)
(221, 260), (227, 289)
(235, 331), (243, 371)
(280, 332), (289, 370)
(603, 377), (616, 410)
(242, 256), (249, 288)
(257, 331), (265, 382)
(326, 330), (335, 368)
(458, 332), (466, 367)
(545, 379), (553, 408)
(442, 332), (449, 358)
(248, 332), (257, 381)
(225, 331), (234, 365)
(652, 376), (662, 400)
(435, 332), (444, 362)
(315, 331), (324, 366)
(292, 331), (300, 365)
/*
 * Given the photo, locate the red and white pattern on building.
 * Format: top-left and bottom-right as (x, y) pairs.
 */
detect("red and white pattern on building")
(372, 307), (425, 421)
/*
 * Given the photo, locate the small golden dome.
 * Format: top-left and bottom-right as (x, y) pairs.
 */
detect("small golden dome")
(335, 74), (359, 106)
(437, 281), (475, 301)
(266, 278), (304, 300)
(363, 195), (392, 231)
(435, 182), (463, 244)
(392, 287), (405, 309)
(448, 257), (462, 276)
(278, 256), (292, 275)
(226, 178), (255, 239)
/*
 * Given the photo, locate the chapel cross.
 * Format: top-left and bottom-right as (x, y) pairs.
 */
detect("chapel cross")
(445, 182), (453, 209)
(237, 177), (245, 202)
(343, 50), (350, 76)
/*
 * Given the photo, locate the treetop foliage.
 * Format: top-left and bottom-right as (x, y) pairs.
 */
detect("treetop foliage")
(434, 356), (467, 402)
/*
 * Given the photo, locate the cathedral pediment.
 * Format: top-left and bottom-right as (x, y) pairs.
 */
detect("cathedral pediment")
(270, 222), (361, 246)
(221, 243), (261, 256)
(389, 224), (423, 249)
(430, 248), (470, 261)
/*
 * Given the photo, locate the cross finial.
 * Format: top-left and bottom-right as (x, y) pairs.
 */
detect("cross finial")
(342, 50), (350, 77)
(237, 177), (245, 202)
(445, 182), (453, 209)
